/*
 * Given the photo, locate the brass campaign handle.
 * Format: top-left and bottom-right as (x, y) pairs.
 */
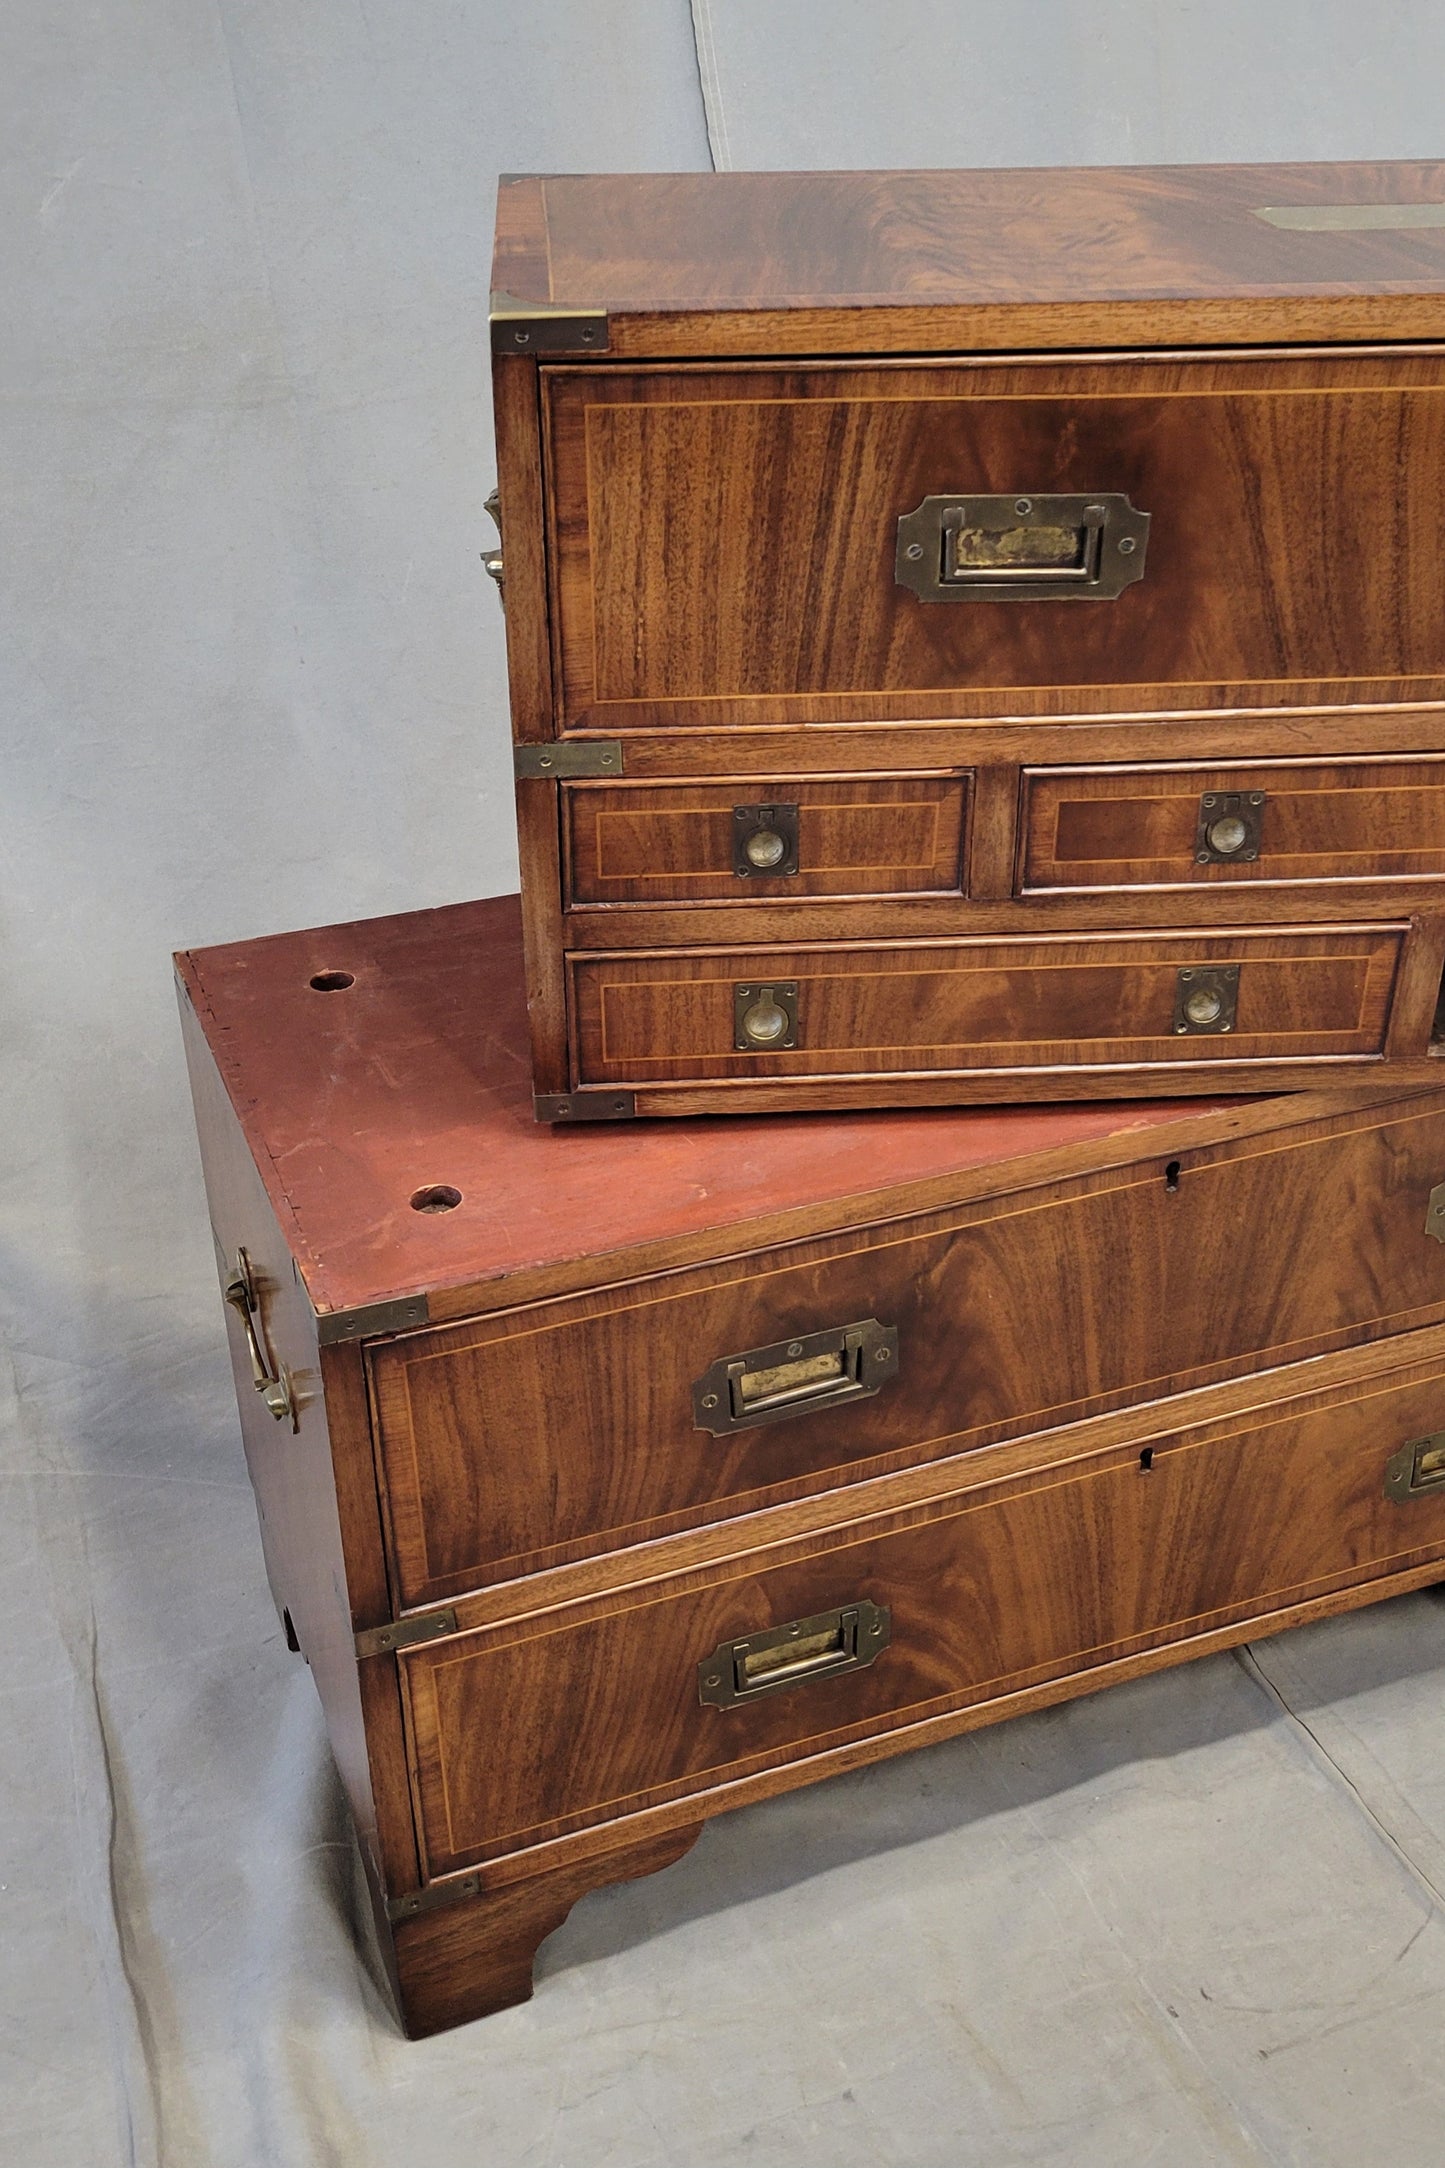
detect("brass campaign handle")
(692, 1318), (899, 1434)
(224, 1249), (296, 1428)
(896, 491), (1150, 602)
(698, 1601), (892, 1707)
(1384, 1431), (1445, 1502)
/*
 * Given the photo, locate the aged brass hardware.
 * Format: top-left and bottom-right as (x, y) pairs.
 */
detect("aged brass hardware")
(1196, 790), (1265, 865)
(316, 1293), (430, 1346)
(513, 741), (624, 779)
(1257, 203), (1445, 231)
(482, 487), (504, 600)
(699, 1600), (891, 1707)
(223, 1249), (297, 1429)
(895, 491), (1150, 603)
(692, 1317), (899, 1434)
(356, 1608), (460, 1658)
(534, 1090), (637, 1122)
(489, 289), (610, 355)
(734, 981), (799, 1051)
(732, 802), (800, 878)
(1384, 1431), (1445, 1502)
(1427, 1182), (1445, 1244)
(1173, 964), (1239, 1035)
(387, 1873), (482, 1923)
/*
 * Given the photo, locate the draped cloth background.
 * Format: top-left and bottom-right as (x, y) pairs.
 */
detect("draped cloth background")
(7, 5), (1445, 2160)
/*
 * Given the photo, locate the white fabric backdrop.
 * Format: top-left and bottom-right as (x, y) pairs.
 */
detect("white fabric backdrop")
(7, 5), (1445, 2162)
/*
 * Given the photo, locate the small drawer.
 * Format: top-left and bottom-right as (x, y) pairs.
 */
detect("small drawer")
(1023, 758), (1445, 892)
(564, 776), (968, 904)
(366, 1096), (1445, 1607)
(399, 1360), (1445, 1874)
(570, 926), (1402, 1085)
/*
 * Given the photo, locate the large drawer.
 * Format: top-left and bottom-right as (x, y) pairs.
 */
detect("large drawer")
(367, 1096), (1445, 1605)
(1022, 756), (1445, 893)
(564, 775), (968, 905)
(400, 1356), (1445, 1875)
(542, 350), (1445, 730)
(569, 925), (1404, 1087)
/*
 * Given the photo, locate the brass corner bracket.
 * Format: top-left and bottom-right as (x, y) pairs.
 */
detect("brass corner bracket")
(490, 291), (610, 356)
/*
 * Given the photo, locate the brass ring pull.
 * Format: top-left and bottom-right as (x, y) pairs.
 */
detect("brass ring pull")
(224, 1249), (296, 1428)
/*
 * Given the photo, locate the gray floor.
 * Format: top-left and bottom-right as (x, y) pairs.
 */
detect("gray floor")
(5, 5), (1445, 2161)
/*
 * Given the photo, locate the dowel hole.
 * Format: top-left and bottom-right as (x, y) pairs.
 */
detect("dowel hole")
(410, 1183), (462, 1214)
(309, 969), (355, 992)
(1164, 1160), (1181, 1192)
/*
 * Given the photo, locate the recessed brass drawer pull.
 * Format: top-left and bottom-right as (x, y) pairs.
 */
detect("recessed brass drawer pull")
(734, 980), (800, 1051)
(1196, 789), (1266, 865)
(732, 801), (799, 877)
(1173, 963), (1239, 1035)
(698, 1600), (892, 1707)
(895, 491), (1150, 602)
(692, 1317), (899, 1434)
(1384, 1430), (1445, 1501)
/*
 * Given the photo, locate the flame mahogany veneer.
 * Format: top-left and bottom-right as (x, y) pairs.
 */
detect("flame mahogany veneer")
(179, 896), (1445, 2033)
(492, 163), (1445, 1115)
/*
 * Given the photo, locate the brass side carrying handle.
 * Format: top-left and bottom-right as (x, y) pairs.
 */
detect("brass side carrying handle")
(1384, 1430), (1445, 1502)
(896, 491), (1150, 602)
(481, 487), (504, 603)
(698, 1600), (891, 1707)
(223, 1248), (297, 1429)
(692, 1317), (898, 1435)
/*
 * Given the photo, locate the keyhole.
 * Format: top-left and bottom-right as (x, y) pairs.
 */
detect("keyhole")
(1139, 1447), (1155, 1471)
(1164, 1160), (1181, 1193)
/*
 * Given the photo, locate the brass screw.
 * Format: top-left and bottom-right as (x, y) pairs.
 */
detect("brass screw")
(875, 1347), (891, 1363)
(700, 1392), (718, 1409)
(787, 1342), (803, 1357)
(1118, 535), (1137, 554)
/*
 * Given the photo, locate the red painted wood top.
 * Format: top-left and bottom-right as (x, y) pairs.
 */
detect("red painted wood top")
(492, 162), (1445, 356)
(178, 896), (1250, 1322)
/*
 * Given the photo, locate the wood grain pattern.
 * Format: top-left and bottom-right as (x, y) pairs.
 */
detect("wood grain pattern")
(366, 1095), (1445, 1605)
(495, 163), (1445, 357)
(564, 775), (966, 905)
(1023, 755), (1445, 891)
(401, 1358), (1445, 1873)
(544, 352), (1445, 730)
(571, 925), (1403, 1085)
(390, 1821), (702, 2037)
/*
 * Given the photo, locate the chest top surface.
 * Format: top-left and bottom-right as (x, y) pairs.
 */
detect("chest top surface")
(492, 161), (1445, 357)
(178, 895), (1243, 1320)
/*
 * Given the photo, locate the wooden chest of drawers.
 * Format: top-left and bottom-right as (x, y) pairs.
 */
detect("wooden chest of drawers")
(491, 161), (1445, 1116)
(179, 894), (1445, 2033)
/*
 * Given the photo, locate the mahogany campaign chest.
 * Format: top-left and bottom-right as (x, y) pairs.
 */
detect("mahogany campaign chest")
(179, 894), (1445, 2034)
(489, 160), (1445, 1117)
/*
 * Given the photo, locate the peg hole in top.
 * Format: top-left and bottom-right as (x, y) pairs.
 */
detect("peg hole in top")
(1164, 1160), (1181, 1192)
(309, 969), (355, 992)
(411, 1183), (462, 1214)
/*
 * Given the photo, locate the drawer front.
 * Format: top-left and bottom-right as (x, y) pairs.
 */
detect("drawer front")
(368, 1099), (1445, 1606)
(570, 927), (1402, 1086)
(543, 351), (1445, 730)
(401, 1363), (1445, 1873)
(564, 776), (968, 905)
(1023, 758), (1445, 892)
